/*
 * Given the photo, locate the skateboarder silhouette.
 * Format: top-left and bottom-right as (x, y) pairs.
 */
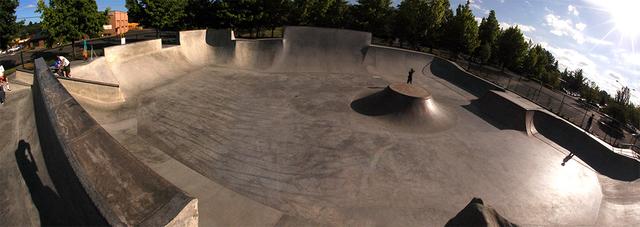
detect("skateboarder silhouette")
(407, 68), (414, 84)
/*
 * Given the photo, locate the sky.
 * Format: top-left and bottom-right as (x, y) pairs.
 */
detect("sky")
(18, 0), (640, 104)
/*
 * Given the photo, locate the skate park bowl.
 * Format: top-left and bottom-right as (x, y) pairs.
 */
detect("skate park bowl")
(2, 26), (640, 226)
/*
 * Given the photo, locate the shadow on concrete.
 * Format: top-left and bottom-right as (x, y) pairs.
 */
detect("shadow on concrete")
(350, 87), (414, 116)
(533, 112), (640, 181)
(561, 153), (575, 166)
(31, 86), (108, 225)
(461, 99), (524, 133)
(15, 140), (68, 225)
(430, 57), (504, 98)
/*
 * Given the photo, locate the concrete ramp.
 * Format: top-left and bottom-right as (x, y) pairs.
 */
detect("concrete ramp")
(272, 26), (371, 73)
(532, 111), (640, 181)
(351, 83), (455, 133)
(364, 45), (434, 82)
(32, 58), (198, 226)
(476, 90), (537, 135)
(475, 90), (640, 181)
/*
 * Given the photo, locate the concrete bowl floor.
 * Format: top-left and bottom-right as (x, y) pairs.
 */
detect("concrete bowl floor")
(77, 64), (606, 226)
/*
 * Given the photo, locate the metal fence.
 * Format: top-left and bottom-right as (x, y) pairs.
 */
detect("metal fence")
(460, 60), (639, 155)
(0, 29), (179, 71)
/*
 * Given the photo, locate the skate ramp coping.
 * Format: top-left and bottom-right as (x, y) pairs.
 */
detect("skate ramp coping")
(32, 58), (198, 225)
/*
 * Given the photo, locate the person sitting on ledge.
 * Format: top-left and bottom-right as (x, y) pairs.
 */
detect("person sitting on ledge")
(56, 55), (71, 78)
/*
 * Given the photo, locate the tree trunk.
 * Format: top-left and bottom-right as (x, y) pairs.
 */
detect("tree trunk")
(271, 28), (275, 37)
(72, 40), (76, 59)
(156, 29), (160, 39)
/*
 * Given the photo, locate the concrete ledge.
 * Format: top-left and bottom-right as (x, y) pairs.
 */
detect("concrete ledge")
(477, 90), (536, 135)
(59, 76), (124, 104)
(33, 58), (198, 226)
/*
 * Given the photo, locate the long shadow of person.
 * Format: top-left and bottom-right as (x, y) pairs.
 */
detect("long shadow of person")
(15, 140), (68, 225)
(561, 153), (575, 166)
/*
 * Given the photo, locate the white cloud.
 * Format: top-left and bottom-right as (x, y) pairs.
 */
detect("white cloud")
(544, 14), (612, 46)
(568, 5), (580, 16)
(499, 22), (536, 32)
(470, 3), (490, 15)
(589, 53), (610, 63)
(619, 52), (640, 66)
(475, 17), (482, 24)
(22, 4), (36, 9)
(546, 44), (640, 104)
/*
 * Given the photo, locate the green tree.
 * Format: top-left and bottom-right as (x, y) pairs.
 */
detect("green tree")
(423, 0), (448, 49)
(476, 10), (499, 61)
(431, 0), (452, 48)
(262, 0), (292, 35)
(496, 26), (527, 70)
(0, 0), (19, 50)
(291, 0), (349, 27)
(182, 0), (216, 29)
(140, 0), (187, 32)
(38, 0), (107, 48)
(352, 0), (393, 38)
(394, 0), (428, 47)
(478, 10), (499, 46)
(125, 0), (144, 23)
(445, 1), (479, 56)
(478, 42), (491, 64)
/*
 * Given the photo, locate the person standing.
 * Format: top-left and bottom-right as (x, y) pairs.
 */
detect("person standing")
(585, 114), (594, 132)
(407, 68), (415, 84)
(0, 76), (5, 105)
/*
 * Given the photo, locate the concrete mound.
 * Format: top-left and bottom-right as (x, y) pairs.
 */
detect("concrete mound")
(445, 197), (518, 227)
(351, 83), (455, 133)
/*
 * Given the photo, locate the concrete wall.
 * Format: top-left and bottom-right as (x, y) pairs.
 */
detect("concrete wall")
(59, 78), (124, 104)
(273, 26), (371, 73)
(32, 58), (198, 226)
(104, 39), (162, 63)
(533, 110), (640, 181)
(477, 90), (535, 135)
(430, 57), (505, 98)
(364, 45), (434, 82)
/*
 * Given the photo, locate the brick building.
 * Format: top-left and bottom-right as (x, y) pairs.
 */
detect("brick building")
(104, 11), (129, 36)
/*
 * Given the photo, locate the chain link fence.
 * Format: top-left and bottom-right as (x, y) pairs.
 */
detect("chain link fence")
(462, 60), (639, 156)
(0, 29), (179, 72)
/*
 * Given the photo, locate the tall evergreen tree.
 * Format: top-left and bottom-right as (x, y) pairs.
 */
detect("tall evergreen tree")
(423, 0), (448, 48)
(478, 10), (499, 46)
(496, 26), (527, 71)
(38, 0), (107, 47)
(445, 1), (479, 56)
